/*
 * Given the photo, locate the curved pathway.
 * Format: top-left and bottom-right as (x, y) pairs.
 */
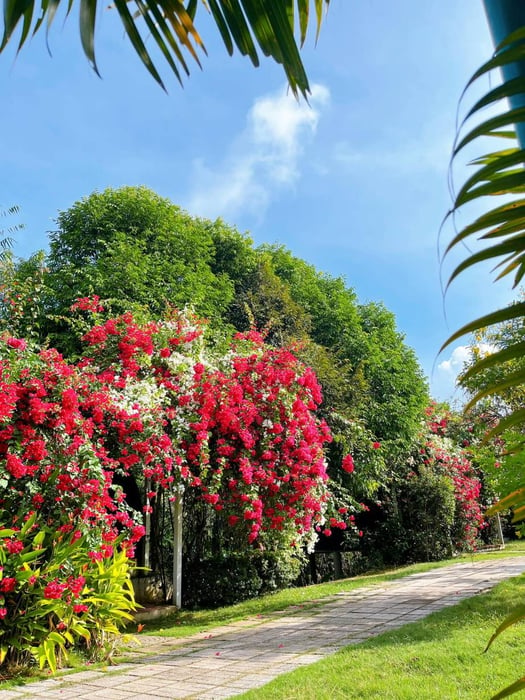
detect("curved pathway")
(2, 557), (525, 699)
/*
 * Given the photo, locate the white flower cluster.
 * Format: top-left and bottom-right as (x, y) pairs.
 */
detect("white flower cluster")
(112, 377), (168, 413)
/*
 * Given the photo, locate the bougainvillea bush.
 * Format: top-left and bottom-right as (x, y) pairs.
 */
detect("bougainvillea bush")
(0, 299), (358, 668)
(0, 337), (142, 672)
(419, 404), (485, 552)
(358, 403), (485, 567)
(75, 302), (353, 548)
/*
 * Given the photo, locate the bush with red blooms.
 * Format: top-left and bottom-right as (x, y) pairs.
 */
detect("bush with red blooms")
(417, 403), (485, 550)
(76, 303), (354, 550)
(0, 335), (140, 672)
(0, 299), (357, 671)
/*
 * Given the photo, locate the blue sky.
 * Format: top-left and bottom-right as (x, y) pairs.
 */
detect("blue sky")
(0, 0), (517, 403)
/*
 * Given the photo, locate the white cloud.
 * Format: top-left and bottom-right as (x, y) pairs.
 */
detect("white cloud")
(186, 84), (330, 221)
(437, 342), (496, 375)
(432, 342), (498, 403)
(437, 345), (472, 375)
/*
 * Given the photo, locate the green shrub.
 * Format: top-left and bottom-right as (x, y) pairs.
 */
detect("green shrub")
(0, 512), (136, 674)
(182, 550), (303, 608)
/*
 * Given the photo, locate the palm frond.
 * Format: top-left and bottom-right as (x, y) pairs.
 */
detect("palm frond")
(0, 204), (22, 261)
(444, 27), (525, 435)
(1, 0), (329, 95)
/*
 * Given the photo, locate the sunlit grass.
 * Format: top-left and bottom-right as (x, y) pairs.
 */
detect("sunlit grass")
(238, 574), (525, 700)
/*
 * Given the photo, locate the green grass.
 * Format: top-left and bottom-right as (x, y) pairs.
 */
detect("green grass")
(139, 543), (525, 639)
(237, 574), (525, 700)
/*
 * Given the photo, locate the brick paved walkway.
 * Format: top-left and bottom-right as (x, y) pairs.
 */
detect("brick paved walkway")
(2, 557), (525, 699)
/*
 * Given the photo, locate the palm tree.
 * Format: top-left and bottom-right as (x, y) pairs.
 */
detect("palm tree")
(1, 0), (329, 96)
(0, 204), (22, 260)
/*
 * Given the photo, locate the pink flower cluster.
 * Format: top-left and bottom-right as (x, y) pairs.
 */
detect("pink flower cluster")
(78, 309), (356, 545)
(420, 405), (484, 549)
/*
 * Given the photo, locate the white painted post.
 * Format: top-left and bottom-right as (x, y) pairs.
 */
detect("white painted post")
(172, 487), (184, 608)
(144, 478), (151, 571)
(496, 513), (505, 547)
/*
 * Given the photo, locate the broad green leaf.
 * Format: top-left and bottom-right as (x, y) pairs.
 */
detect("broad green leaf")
(491, 676), (525, 700)
(441, 304), (525, 350)
(20, 510), (37, 536)
(47, 631), (66, 646)
(19, 549), (45, 564)
(70, 622), (91, 641)
(485, 604), (525, 653)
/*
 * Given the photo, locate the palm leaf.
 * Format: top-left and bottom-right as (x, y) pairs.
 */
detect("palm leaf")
(485, 604), (525, 653)
(491, 676), (525, 700)
(441, 303), (525, 350)
(486, 487), (525, 516)
(464, 365), (525, 412)
(443, 22), (525, 445)
(447, 21), (525, 700)
(0, 0), (329, 95)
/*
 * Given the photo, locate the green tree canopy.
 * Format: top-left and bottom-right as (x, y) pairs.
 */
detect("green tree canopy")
(46, 186), (235, 321)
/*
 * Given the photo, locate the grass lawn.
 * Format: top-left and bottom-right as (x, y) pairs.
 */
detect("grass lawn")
(237, 574), (525, 700)
(139, 542), (525, 639)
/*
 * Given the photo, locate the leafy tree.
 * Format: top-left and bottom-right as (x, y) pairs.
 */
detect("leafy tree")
(0, 251), (48, 342)
(261, 244), (367, 357)
(1, 0), (329, 96)
(41, 187), (236, 350)
(357, 301), (429, 442)
(226, 254), (311, 346)
(5, 186), (432, 564)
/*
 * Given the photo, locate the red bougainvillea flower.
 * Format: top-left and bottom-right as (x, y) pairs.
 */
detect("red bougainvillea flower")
(6, 337), (27, 351)
(43, 580), (67, 600)
(0, 578), (17, 593)
(73, 604), (89, 614)
(4, 540), (24, 554)
(341, 455), (355, 473)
